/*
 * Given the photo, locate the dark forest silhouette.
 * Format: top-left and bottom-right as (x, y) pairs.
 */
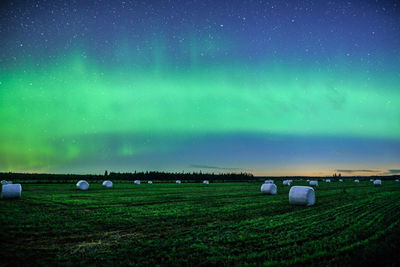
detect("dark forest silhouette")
(0, 171), (398, 183)
(0, 171), (254, 182)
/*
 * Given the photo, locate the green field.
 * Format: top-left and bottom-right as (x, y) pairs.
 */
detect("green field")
(1, 181), (399, 266)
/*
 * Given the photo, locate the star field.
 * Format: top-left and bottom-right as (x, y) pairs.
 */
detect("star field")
(0, 0), (399, 175)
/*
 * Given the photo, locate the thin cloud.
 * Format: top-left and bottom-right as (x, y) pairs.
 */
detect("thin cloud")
(191, 164), (241, 171)
(336, 169), (379, 173)
(333, 150), (351, 155)
(386, 169), (400, 174)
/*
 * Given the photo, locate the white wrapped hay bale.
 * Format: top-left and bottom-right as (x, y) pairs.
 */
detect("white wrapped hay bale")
(395, 179), (399, 182)
(134, 180), (141, 185)
(1, 184), (22, 199)
(354, 180), (359, 183)
(176, 180), (181, 184)
(76, 180), (89, 190)
(148, 181), (153, 184)
(370, 179), (374, 182)
(261, 184), (277, 195)
(373, 179), (381, 186)
(1, 180), (7, 185)
(102, 180), (113, 188)
(326, 179), (331, 183)
(282, 180), (291, 186)
(264, 180), (274, 184)
(339, 179), (343, 182)
(289, 186), (315, 206)
(203, 180), (209, 184)
(309, 180), (318, 187)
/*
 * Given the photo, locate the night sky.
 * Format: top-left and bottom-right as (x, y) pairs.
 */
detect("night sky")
(1, 0), (399, 176)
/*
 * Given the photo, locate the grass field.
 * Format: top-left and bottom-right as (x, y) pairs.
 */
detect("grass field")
(1, 181), (399, 266)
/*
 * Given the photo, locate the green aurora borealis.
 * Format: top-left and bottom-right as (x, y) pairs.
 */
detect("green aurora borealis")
(1, 1), (399, 175)
(1, 54), (399, 174)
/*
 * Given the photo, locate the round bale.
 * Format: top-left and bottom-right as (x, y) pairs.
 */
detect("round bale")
(176, 180), (181, 184)
(203, 180), (209, 184)
(289, 186), (315, 206)
(309, 180), (318, 187)
(76, 180), (89, 190)
(148, 181), (153, 184)
(134, 180), (141, 185)
(261, 184), (277, 195)
(102, 180), (113, 188)
(1, 184), (22, 199)
(264, 180), (274, 184)
(354, 180), (360, 183)
(326, 179), (331, 183)
(373, 179), (381, 186)
(339, 179), (343, 182)
(282, 180), (291, 186)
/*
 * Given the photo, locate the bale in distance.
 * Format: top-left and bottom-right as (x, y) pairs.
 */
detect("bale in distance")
(203, 180), (209, 184)
(373, 180), (381, 186)
(176, 180), (181, 184)
(134, 180), (141, 185)
(1, 184), (22, 199)
(148, 181), (153, 184)
(282, 180), (291, 186)
(370, 179), (374, 182)
(76, 180), (89, 190)
(326, 179), (331, 183)
(309, 180), (318, 187)
(396, 179), (399, 182)
(339, 179), (343, 182)
(264, 180), (274, 184)
(289, 186), (315, 206)
(261, 184), (277, 195)
(102, 180), (113, 188)
(354, 180), (360, 183)
(1, 180), (7, 185)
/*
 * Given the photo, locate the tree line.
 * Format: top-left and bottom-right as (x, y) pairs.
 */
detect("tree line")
(107, 171), (254, 181)
(0, 171), (254, 182)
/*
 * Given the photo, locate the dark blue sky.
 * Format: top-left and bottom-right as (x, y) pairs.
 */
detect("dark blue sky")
(0, 0), (399, 175)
